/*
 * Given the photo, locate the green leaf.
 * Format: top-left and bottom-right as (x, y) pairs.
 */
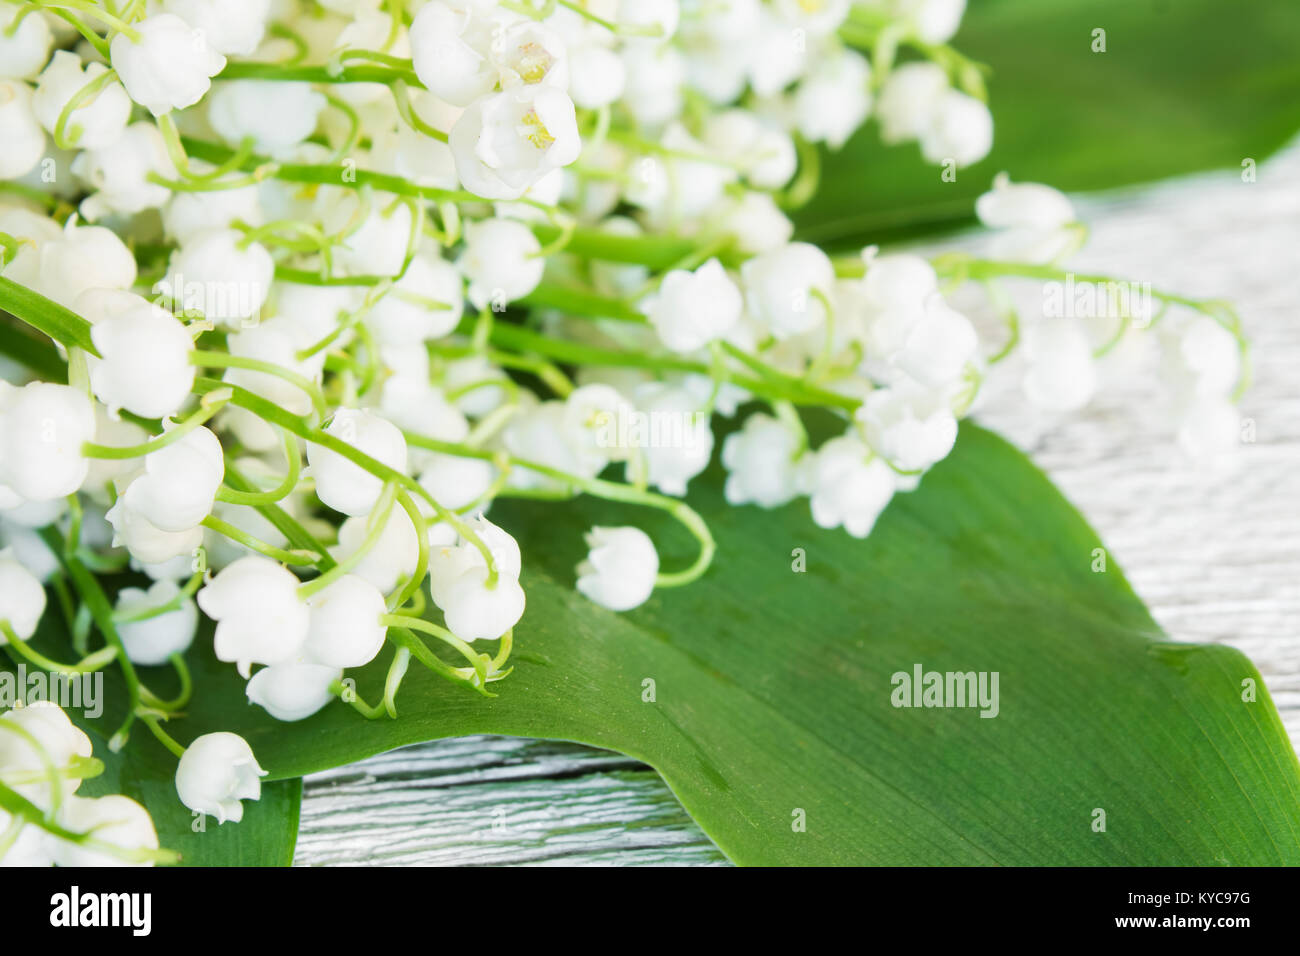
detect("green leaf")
(795, 0), (1300, 247)
(62, 421), (1295, 865)
(0, 277), (98, 356)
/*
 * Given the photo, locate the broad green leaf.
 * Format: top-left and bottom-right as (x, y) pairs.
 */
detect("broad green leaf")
(795, 0), (1300, 246)
(36, 421), (1294, 865)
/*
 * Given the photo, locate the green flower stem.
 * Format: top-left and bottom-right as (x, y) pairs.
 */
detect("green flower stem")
(51, 67), (120, 149)
(402, 432), (717, 587)
(480, 320), (860, 411)
(218, 59), (423, 86)
(176, 137), (749, 277)
(201, 514), (323, 566)
(322, 90), (363, 163)
(224, 462), (338, 571)
(191, 377), (496, 581)
(40, 527), (142, 751)
(382, 646), (411, 718)
(1, 755), (104, 789)
(266, 21), (309, 64)
(189, 350), (327, 419)
(215, 431), (302, 506)
(384, 624), (484, 694)
(392, 80), (449, 143)
(382, 613), (490, 689)
(138, 653), (194, 713)
(389, 490), (429, 611)
(136, 711), (186, 760)
(43, 0), (141, 41)
(113, 570), (203, 624)
(81, 389), (230, 459)
(1, 621), (117, 674)
(297, 482), (397, 600)
(329, 678), (387, 719)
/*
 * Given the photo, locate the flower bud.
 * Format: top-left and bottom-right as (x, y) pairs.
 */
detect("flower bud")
(115, 579), (199, 666)
(576, 526), (659, 612)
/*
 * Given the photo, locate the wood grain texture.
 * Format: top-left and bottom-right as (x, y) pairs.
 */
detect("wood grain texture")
(295, 144), (1300, 867)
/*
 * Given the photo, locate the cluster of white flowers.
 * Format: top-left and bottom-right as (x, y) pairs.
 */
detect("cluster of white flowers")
(0, 0), (1248, 836)
(0, 699), (159, 865)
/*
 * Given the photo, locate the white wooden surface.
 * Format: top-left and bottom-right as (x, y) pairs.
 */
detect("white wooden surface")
(294, 144), (1300, 866)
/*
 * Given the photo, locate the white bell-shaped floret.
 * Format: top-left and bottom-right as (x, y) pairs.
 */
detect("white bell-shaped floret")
(51, 795), (159, 867)
(32, 52), (132, 150)
(86, 293), (195, 419)
(576, 525), (659, 612)
(303, 574), (387, 669)
(631, 382), (713, 496)
(174, 731), (266, 824)
(366, 252), (465, 347)
(246, 660), (340, 721)
(164, 0), (272, 56)
(109, 13), (227, 116)
(121, 426), (223, 533)
(741, 242), (835, 340)
(721, 412), (803, 507)
(409, 0), (500, 107)
(0, 703), (92, 804)
(207, 80), (326, 158)
(875, 62), (948, 145)
(856, 385), (958, 474)
(919, 89), (993, 167)
(0, 3), (53, 80)
(458, 218), (544, 309)
(0, 549), (46, 641)
(105, 498), (205, 565)
(164, 227), (273, 327)
(34, 221), (137, 309)
(799, 434), (897, 538)
(307, 409), (408, 517)
(645, 258), (742, 354)
(197, 556), (309, 676)
(0, 382), (94, 502)
(115, 579), (199, 666)
(1022, 319), (1097, 412)
(449, 85), (581, 200)
(0, 80), (44, 180)
(71, 121), (175, 220)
